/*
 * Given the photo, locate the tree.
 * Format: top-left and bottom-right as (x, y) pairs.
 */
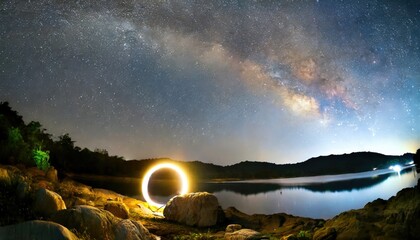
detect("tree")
(24, 121), (52, 148)
(0, 102), (24, 128)
(58, 133), (75, 149)
(94, 148), (109, 156)
(5, 127), (31, 165)
(414, 148), (420, 169)
(8, 127), (23, 144)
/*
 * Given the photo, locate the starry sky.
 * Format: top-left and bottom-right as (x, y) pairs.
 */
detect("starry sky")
(1, 0), (419, 165)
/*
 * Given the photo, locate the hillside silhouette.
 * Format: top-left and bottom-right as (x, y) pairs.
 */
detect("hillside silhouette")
(0, 101), (415, 181)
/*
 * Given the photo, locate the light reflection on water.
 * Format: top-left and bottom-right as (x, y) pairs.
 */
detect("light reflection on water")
(211, 167), (418, 219)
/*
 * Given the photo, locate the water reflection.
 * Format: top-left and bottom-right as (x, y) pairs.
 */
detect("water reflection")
(194, 173), (390, 195)
(193, 167), (415, 194)
(212, 168), (418, 219)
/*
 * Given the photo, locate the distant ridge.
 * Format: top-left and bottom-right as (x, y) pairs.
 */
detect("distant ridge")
(180, 151), (414, 180)
(0, 101), (415, 181)
(65, 151), (414, 181)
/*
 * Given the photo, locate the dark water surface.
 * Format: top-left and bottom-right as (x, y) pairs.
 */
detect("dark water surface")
(75, 166), (418, 219)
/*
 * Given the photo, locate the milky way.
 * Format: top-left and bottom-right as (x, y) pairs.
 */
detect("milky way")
(1, 0), (419, 165)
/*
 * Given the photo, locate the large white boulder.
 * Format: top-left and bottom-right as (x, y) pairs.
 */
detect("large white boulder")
(163, 192), (223, 227)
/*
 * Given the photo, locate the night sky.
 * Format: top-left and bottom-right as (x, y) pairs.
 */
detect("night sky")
(1, 0), (419, 165)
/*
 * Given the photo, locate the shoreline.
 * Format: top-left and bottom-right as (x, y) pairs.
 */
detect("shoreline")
(67, 164), (415, 184)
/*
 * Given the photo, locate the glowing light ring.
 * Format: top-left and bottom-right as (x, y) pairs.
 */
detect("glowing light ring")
(141, 163), (189, 208)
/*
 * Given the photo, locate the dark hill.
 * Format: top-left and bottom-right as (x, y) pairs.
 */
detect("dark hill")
(0, 101), (416, 181)
(206, 152), (413, 180)
(115, 151), (413, 181)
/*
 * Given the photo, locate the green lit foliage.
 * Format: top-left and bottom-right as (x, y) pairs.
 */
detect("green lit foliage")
(0, 102), (53, 167)
(297, 230), (312, 240)
(8, 127), (23, 143)
(33, 147), (50, 171)
(4, 127), (32, 165)
(0, 102), (129, 175)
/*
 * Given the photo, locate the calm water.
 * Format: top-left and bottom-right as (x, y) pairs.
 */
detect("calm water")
(75, 166), (419, 219)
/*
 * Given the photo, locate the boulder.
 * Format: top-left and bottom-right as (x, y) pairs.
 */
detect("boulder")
(224, 207), (323, 235)
(114, 219), (156, 240)
(0, 220), (78, 240)
(224, 228), (262, 240)
(224, 207), (286, 231)
(226, 224), (242, 233)
(52, 205), (116, 240)
(16, 179), (31, 200)
(16, 176), (32, 200)
(104, 201), (129, 219)
(52, 205), (156, 240)
(313, 227), (336, 240)
(27, 167), (46, 178)
(0, 168), (12, 186)
(34, 188), (66, 217)
(92, 188), (125, 206)
(46, 167), (58, 182)
(123, 198), (154, 217)
(163, 192), (223, 227)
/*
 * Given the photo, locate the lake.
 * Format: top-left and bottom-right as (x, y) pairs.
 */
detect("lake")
(75, 166), (419, 219)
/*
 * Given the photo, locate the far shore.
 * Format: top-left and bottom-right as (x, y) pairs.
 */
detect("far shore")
(66, 164), (416, 184)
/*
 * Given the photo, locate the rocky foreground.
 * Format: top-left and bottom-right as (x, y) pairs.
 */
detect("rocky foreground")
(0, 164), (419, 240)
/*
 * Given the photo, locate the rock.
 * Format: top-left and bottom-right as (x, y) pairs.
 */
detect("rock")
(74, 197), (87, 206)
(26, 167), (46, 178)
(163, 192), (223, 227)
(226, 224), (242, 233)
(280, 234), (298, 240)
(224, 229), (262, 240)
(52, 205), (156, 240)
(0, 168), (12, 186)
(0, 220), (78, 240)
(224, 207), (286, 231)
(34, 188), (66, 217)
(33, 180), (54, 191)
(46, 167), (58, 182)
(224, 207), (260, 229)
(104, 201), (129, 219)
(313, 227), (336, 240)
(224, 207), (322, 235)
(314, 182), (420, 239)
(58, 179), (95, 208)
(114, 219), (156, 240)
(52, 205), (116, 240)
(93, 188), (125, 206)
(124, 198), (154, 217)
(16, 179), (31, 200)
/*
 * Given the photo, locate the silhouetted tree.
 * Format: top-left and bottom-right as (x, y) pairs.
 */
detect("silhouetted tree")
(414, 149), (420, 168)
(58, 133), (75, 149)
(94, 148), (109, 156)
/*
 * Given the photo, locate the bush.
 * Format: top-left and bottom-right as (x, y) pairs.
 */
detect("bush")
(33, 147), (50, 171)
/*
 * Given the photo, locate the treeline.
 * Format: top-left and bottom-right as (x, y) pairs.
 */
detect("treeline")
(0, 101), (417, 181)
(0, 102), (128, 176)
(0, 102), (222, 180)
